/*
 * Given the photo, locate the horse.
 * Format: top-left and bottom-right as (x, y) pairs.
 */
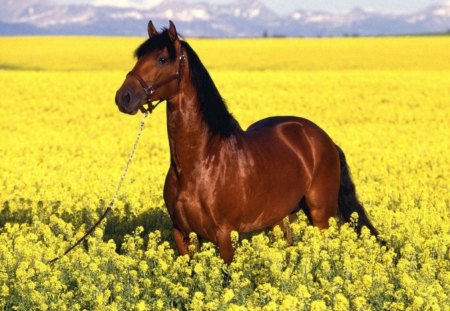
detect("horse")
(115, 21), (379, 263)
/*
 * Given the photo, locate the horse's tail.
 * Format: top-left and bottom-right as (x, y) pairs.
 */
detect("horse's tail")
(335, 145), (379, 237)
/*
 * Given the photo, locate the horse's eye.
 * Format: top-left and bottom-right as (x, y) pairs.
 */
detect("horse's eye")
(158, 56), (168, 65)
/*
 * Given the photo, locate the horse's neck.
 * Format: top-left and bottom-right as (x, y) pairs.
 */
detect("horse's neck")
(166, 87), (213, 176)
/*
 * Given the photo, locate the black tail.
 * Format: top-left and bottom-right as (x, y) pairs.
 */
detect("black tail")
(336, 145), (379, 237)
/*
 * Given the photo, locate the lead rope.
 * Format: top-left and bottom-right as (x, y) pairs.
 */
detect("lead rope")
(48, 111), (149, 264)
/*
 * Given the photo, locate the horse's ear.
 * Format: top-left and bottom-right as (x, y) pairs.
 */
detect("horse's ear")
(148, 20), (158, 38)
(168, 20), (179, 42)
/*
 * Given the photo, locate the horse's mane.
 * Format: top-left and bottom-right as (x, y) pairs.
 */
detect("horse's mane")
(135, 29), (176, 60)
(135, 30), (241, 137)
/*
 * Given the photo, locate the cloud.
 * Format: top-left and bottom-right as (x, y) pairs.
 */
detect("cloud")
(93, 0), (163, 9)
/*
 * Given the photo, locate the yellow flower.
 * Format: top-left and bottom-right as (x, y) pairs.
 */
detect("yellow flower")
(280, 295), (299, 311)
(352, 297), (367, 311)
(311, 300), (327, 311)
(333, 293), (349, 311)
(223, 289), (235, 303)
(412, 297), (424, 310)
(129, 269), (138, 278)
(191, 292), (205, 310)
(114, 282), (123, 293)
(143, 278), (151, 288)
(1, 285), (9, 297)
(231, 231), (239, 248)
(0, 36), (449, 311)
(194, 263), (204, 275)
(136, 300), (148, 311)
(138, 260), (149, 273)
(362, 275), (372, 288)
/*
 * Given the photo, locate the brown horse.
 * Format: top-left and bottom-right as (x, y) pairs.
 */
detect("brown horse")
(115, 21), (379, 263)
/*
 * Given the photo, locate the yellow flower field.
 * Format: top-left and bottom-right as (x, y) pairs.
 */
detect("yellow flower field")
(0, 36), (449, 310)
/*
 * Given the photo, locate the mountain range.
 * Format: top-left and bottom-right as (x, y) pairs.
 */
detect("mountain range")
(1, 0), (450, 37)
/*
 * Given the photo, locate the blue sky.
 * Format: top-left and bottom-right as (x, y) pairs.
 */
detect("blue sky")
(55, 0), (445, 14)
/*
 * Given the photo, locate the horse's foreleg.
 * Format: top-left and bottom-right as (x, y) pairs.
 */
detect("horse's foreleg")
(216, 229), (234, 264)
(173, 227), (189, 256)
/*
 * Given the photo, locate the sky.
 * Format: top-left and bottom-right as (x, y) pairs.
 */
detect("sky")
(55, 0), (445, 14)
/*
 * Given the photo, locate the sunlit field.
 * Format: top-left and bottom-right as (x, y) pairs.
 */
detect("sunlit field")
(0, 36), (449, 310)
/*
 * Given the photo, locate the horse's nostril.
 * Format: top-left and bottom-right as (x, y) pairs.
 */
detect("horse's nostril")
(122, 92), (131, 105)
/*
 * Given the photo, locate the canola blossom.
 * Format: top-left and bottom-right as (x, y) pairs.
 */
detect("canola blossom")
(0, 36), (449, 310)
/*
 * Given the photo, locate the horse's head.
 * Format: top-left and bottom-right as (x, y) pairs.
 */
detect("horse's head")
(115, 21), (185, 115)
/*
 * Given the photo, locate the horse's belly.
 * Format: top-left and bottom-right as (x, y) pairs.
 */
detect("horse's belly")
(236, 181), (306, 233)
(212, 155), (308, 232)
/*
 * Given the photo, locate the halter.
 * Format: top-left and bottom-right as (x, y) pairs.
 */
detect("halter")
(126, 50), (186, 113)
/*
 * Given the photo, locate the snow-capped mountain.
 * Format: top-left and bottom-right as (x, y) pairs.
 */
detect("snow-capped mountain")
(1, 0), (449, 37)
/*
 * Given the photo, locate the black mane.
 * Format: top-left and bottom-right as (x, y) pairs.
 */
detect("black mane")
(135, 31), (240, 137)
(135, 29), (176, 60)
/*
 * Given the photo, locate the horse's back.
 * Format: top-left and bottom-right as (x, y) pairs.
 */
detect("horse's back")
(247, 116), (308, 131)
(244, 115), (340, 199)
(245, 116), (340, 175)
(245, 116), (335, 149)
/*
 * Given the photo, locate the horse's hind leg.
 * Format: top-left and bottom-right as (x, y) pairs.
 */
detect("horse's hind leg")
(304, 187), (338, 229)
(304, 161), (340, 229)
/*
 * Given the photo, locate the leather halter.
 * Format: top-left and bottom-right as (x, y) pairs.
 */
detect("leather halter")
(127, 51), (186, 113)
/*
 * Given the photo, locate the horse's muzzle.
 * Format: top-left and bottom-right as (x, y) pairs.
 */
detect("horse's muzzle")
(115, 86), (142, 115)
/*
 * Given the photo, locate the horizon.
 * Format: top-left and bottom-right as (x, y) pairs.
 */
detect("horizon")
(55, 0), (447, 14)
(2, 0), (449, 37)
